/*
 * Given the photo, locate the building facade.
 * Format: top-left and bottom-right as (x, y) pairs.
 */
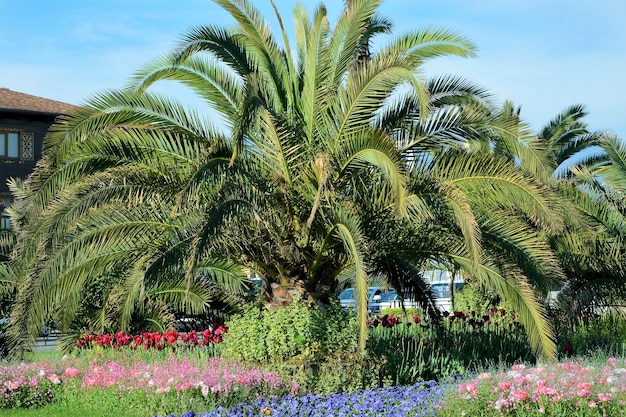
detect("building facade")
(0, 88), (77, 230)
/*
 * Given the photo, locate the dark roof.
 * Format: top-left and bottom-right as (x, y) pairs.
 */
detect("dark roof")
(0, 88), (78, 115)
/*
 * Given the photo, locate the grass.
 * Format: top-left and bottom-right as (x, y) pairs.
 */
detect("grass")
(0, 403), (142, 417)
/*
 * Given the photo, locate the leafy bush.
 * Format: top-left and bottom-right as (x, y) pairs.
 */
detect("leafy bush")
(380, 307), (420, 316)
(220, 298), (357, 365)
(553, 312), (626, 358)
(219, 298), (379, 394)
(453, 283), (513, 314)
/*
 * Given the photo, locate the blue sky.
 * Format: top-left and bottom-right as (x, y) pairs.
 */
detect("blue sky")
(1, 0), (625, 138)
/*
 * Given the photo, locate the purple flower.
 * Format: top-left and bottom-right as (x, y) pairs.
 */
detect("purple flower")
(161, 381), (444, 417)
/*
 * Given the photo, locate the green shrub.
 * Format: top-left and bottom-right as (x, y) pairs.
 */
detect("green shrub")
(554, 312), (626, 357)
(219, 297), (383, 394)
(223, 299), (536, 390)
(221, 297), (358, 365)
(379, 307), (420, 316)
(453, 283), (513, 313)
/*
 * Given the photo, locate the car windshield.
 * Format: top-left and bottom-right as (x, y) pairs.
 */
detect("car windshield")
(431, 284), (451, 298)
(367, 288), (380, 297)
(380, 292), (398, 302)
(339, 289), (354, 300)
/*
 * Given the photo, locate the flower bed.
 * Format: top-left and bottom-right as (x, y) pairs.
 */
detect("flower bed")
(158, 380), (444, 417)
(440, 357), (626, 416)
(0, 361), (61, 408)
(367, 309), (534, 384)
(76, 325), (228, 351)
(6, 351), (626, 416)
(0, 354), (298, 414)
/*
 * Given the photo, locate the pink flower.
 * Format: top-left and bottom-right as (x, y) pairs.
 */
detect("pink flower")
(598, 392), (612, 402)
(577, 389), (591, 398)
(4, 380), (20, 390)
(498, 382), (511, 391)
(588, 400), (597, 408)
(64, 367), (80, 378)
(458, 382), (478, 398)
(513, 390), (529, 401)
(47, 373), (61, 384)
(155, 386), (171, 394)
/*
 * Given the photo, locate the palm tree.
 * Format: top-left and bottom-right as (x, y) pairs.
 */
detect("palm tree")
(552, 132), (626, 313)
(6, 0), (478, 354)
(528, 105), (624, 315)
(6, 0), (563, 359)
(538, 104), (606, 179)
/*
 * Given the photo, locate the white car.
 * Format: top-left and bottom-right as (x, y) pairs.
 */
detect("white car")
(376, 291), (419, 312)
(376, 283), (466, 313)
(430, 282), (464, 312)
(338, 287), (393, 313)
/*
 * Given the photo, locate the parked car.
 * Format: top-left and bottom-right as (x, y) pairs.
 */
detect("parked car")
(338, 287), (394, 313)
(372, 282), (466, 314)
(430, 282), (464, 312)
(376, 291), (419, 312)
(339, 275), (466, 314)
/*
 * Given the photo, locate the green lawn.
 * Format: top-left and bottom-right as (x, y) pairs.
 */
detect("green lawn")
(0, 403), (146, 417)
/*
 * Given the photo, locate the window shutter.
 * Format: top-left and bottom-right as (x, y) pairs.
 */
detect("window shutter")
(21, 132), (34, 160)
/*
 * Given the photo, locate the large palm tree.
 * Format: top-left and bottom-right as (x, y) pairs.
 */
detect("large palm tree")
(6, 0), (562, 359)
(528, 105), (624, 314)
(6, 0), (476, 353)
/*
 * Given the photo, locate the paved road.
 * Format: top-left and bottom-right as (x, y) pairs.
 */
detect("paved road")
(32, 333), (61, 353)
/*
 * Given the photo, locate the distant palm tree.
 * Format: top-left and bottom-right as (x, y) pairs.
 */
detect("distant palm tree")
(553, 132), (626, 312)
(538, 104), (606, 178)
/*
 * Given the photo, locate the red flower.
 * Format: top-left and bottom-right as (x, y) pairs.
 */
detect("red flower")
(186, 330), (199, 345)
(164, 330), (179, 345)
(214, 324), (227, 335)
(96, 334), (112, 346)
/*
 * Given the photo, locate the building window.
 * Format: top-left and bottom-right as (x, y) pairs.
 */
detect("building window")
(0, 197), (11, 230)
(0, 130), (33, 160)
(0, 131), (20, 159)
